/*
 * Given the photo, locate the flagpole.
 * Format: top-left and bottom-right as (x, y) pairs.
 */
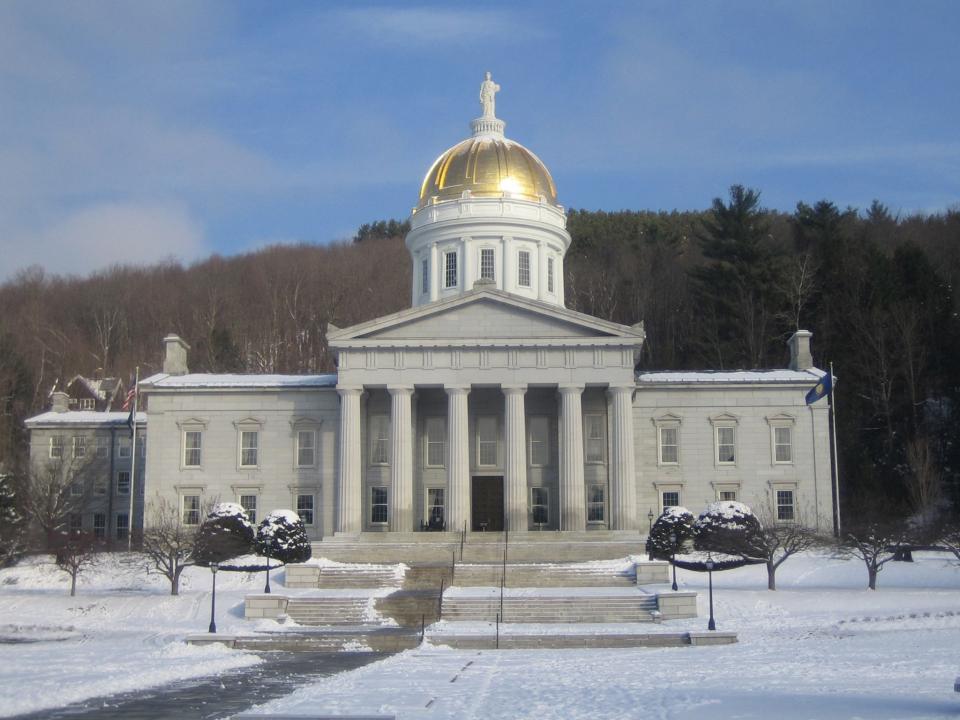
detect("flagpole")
(828, 361), (841, 538)
(127, 366), (139, 552)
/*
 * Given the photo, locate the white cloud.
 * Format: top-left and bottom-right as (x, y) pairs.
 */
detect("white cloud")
(4, 202), (208, 280)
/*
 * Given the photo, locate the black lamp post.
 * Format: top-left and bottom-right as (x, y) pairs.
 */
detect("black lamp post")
(208, 562), (219, 634)
(264, 551), (271, 594)
(647, 509), (655, 532)
(705, 557), (716, 631)
(669, 531), (678, 591)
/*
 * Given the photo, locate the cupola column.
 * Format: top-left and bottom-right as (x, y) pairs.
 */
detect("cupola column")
(503, 384), (528, 532)
(607, 385), (637, 530)
(558, 384), (586, 530)
(446, 385), (471, 533)
(336, 387), (363, 535)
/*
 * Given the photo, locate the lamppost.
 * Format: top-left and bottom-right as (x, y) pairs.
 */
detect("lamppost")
(669, 531), (678, 591)
(705, 556), (716, 631)
(263, 550), (272, 594)
(208, 562), (219, 634)
(647, 509), (655, 532)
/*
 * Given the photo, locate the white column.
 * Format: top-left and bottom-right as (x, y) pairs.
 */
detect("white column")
(558, 384), (586, 531)
(446, 385), (471, 533)
(537, 240), (546, 302)
(430, 242), (439, 302)
(462, 237), (472, 290)
(503, 384), (528, 532)
(336, 387), (363, 535)
(388, 385), (414, 532)
(607, 385), (637, 531)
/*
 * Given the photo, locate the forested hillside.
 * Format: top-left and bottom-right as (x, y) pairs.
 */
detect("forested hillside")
(2, 188), (958, 515)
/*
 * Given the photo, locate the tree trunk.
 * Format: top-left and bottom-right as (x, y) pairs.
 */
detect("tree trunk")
(70, 571), (77, 596)
(170, 571), (180, 596)
(766, 560), (776, 591)
(868, 567), (877, 590)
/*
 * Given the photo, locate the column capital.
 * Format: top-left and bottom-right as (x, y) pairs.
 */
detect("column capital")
(337, 385), (364, 397)
(444, 384), (472, 396)
(501, 383), (527, 395)
(557, 383), (585, 395)
(606, 384), (635, 397)
(387, 384), (415, 396)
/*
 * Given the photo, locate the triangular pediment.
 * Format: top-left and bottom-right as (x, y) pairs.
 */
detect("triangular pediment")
(328, 289), (644, 344)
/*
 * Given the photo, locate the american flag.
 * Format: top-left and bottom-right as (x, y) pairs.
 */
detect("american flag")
(121, 386), (137, 412)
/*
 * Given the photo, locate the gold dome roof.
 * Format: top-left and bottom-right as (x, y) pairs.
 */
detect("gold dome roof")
(418, 135), (558, 209)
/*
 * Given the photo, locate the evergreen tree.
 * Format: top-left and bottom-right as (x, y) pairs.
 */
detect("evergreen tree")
(194, 503), (255, 566)
(255, 510), (312, 564)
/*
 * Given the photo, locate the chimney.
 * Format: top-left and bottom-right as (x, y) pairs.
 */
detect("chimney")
(51, 391), (70, 413)
(163, 334), (191, 375)
(787, 330), (814, 370)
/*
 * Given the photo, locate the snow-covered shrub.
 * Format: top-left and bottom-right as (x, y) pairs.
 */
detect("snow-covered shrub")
(255, 510), (312, 564)
(646, 506), (696, 560)
(694, 501), (765, 559)
(194, 502), (254, 566)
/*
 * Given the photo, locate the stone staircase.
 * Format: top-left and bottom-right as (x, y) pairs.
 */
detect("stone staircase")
(451, 562), (635, 587)
(440, 594), (660, 623)
(284, 597), (373, 626)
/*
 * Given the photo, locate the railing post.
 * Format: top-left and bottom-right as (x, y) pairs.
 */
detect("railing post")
(438, 577), (444, 620)
(496, 612), (500, 649)
(420, 614), (425, 644)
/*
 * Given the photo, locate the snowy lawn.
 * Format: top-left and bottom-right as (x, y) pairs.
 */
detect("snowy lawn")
(246, 551), (960, 720)
(0, 554), (265, 717)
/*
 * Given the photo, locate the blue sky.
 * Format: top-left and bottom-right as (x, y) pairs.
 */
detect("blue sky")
(1, 1), (958, 278)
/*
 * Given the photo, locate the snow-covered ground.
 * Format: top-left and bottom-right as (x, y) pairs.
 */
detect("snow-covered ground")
(1, 551), (959, 719)
(247, 551), (960, 720)
(0, 554), (264, 717)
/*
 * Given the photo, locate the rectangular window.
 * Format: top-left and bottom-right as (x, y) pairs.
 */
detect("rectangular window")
(480, 248), (495, 280)
(72, 436), (86, 459)
(444, 251), (457, 288)
(427, 488), (445, 529)
(477, 416), (498, 467)
(70, 481), (83, 497)
(79, 398), (95, 410)
(716, 426), (736, 464)
(117, 471), (130, 496)
(529, 416), (549, 467)
(421, 257), (430, 295)
(69, 514), (82, 533)
(777, 490), (796, 521)
(240, 430), (259, 467)
(547, 257), (555, 293)
(585, 415), (605, 463)
(296, 430), (316, 467)
(239, 494), (258, 524)
(425, 417), (446, 467)
(116, 513), (129, 541)
(370, 415), (390, 465)
(719, 489), (737, 501)
(662, 491), (680, 510)
(658, 426), (679, 465)
(531, 487), (549, 525)
(371, 486), (388, 524)
(517, 250), (531, 287)
(118, 437), (132, 459)
(587, 485), (605, 523)
(297, 494), (315, 526)
(774, 426), (793, 463)
(182, 495), (201, 525)
(50, 435), (64, 459)
(183, 431), (202, 467)
(93, 513), (106, 539)
(96, 436), (109, 459)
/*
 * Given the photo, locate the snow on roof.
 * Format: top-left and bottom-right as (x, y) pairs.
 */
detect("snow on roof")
(140, 372), (338, 390)
(636, 368), (825, 385)
(25, 411), (146, 427)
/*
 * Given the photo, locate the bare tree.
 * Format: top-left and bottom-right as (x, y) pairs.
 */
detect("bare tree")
(141, 497), (200, 595)
(55, 531), (99, 596)
(18, 457), (95, 549)
(838, 519), (904, 590)
(904, 435), (942, 529)
(753, 503), (823, 590)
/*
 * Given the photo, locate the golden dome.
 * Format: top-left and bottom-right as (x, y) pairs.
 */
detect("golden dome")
(418, 134), (558, 209)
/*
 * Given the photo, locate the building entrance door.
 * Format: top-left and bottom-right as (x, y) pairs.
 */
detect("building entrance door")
(471, 476), (504, 531)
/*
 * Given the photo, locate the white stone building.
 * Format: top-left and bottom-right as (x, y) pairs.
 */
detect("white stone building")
(27, 75), (836, 542)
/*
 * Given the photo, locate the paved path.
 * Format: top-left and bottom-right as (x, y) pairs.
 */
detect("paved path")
(12, 651), (388, 720)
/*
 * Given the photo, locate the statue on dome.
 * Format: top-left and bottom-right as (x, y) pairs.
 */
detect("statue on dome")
(479, 71), (500, 119)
